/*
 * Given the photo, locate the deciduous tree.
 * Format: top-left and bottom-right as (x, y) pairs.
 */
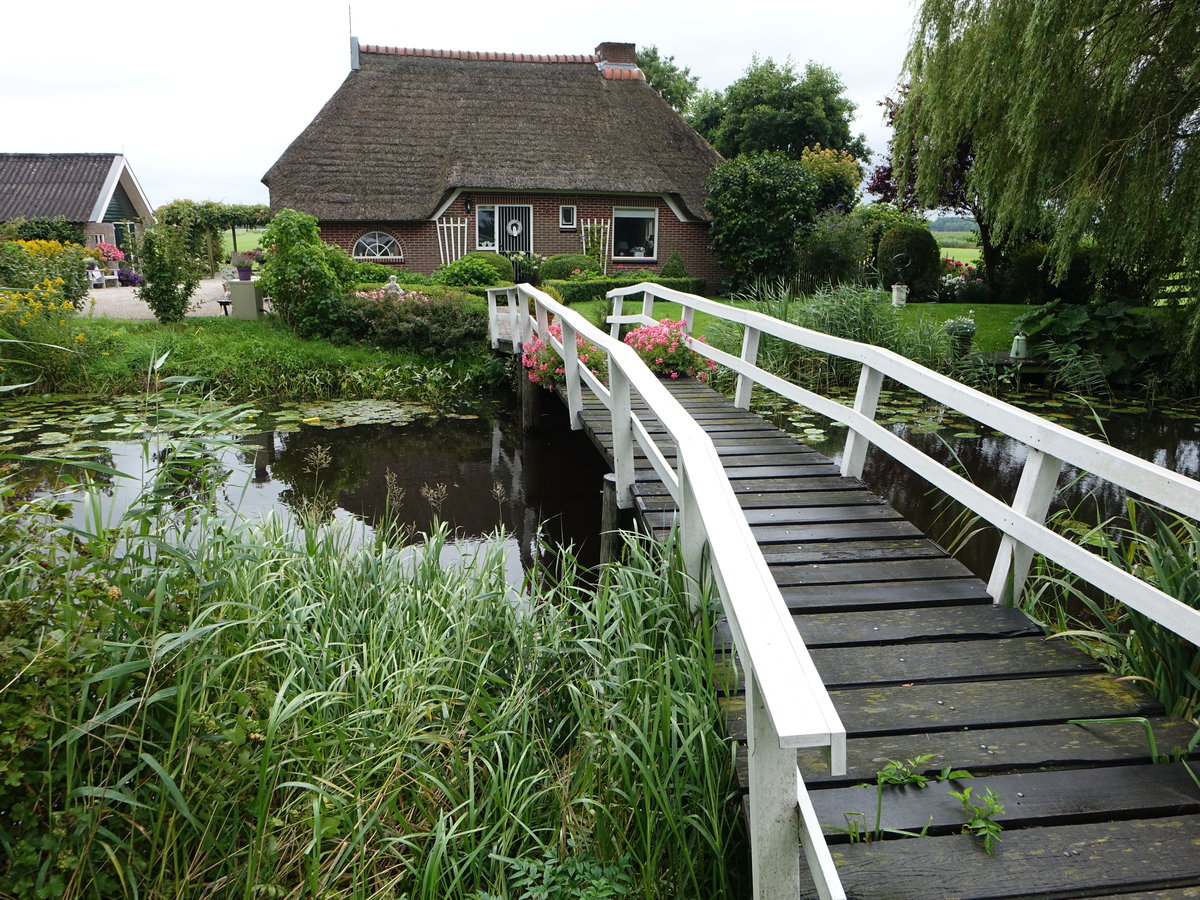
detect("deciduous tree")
(636, 45), (700, 113)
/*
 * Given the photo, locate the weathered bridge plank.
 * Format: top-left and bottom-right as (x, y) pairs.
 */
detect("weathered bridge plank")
(563, 376), (1200, 899)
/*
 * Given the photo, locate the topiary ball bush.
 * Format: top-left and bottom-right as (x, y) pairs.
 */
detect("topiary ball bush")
(462, 251), (516, 283)
(540, 253), (603, 281)
(877, 225), (941, 301)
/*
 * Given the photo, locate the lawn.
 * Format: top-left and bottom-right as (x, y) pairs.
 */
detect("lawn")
(221, 226), (267, 256)
(570, 295), (1026, 354)
(941, 247), (982, 263)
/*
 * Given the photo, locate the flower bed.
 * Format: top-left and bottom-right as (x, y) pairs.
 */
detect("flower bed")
(624, 318), (718, 382)
(521, 321), (606, 389)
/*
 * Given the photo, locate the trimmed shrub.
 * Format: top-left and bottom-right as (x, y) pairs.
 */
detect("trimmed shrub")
(659, 252), (690, 278)
(850, 203), (929, 274)
(348, 289), (487, 357)
(796, 209), (866, 291)
(1000, 242), (1095, 305)
(0, 215), (81, 244)
(540, 253), (603, 281)
(259, 210), (352, 337)
(543, 276), (706, 305)
(462, 251), (516, 282)
(877, 225), (941, 300)
(433, 256), (504, 287)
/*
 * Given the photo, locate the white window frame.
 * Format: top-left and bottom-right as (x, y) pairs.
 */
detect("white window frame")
(612, 207), (658, 261)
(352, 231), (404, 261)
(559, 205), (577, 230)
(475, 205), (498, 250)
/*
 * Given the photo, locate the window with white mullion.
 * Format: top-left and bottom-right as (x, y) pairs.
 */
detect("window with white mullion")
(476, 206), (497, 249)
(612, 208), (657, 260)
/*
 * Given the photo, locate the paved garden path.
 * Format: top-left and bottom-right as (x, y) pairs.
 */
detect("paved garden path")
(84, 278), (231, 320)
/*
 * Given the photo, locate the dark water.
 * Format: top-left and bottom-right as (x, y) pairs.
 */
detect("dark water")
(10, 393), (610, 580)
(793, 393), (1200, 579)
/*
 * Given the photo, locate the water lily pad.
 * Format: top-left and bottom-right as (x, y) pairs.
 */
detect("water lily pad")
(37, 432), (72, 445)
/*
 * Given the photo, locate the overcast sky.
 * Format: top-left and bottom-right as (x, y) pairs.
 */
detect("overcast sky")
(1, 0), (919, 209)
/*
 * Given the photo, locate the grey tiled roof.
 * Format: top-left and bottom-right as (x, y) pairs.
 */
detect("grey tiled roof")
(0, 153), (118, 222)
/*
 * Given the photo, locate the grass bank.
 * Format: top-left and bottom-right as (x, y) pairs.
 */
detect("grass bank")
(0, 460), (744, 897)
(6, 316), (506, 407)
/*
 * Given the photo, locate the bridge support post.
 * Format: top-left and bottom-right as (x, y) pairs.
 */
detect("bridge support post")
(746, 668), (801, 899)
(987, 448), (1063, 604)
(840, 364), (884, 480)
(599, 473), (622, 564)
(734, 326), (761, 410)
(518, 364), (540, 433)
(609, 367), (635, 509)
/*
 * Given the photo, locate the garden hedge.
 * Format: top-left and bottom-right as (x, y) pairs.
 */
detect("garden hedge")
(542, 277), (707, 305)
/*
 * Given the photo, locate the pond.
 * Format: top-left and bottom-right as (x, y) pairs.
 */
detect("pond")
(1, 392), (609, 581)
(768, 388), (1200, 579)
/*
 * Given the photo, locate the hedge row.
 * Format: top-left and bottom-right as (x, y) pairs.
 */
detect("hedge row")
(542, 277), (707, 305)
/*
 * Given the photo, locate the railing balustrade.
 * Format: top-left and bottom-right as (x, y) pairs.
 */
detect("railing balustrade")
(488, 280), (1200, 900)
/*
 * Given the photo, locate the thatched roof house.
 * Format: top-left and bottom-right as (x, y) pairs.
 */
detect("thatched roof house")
(264, 40), (724, 285)
(0, 153), (154, 252)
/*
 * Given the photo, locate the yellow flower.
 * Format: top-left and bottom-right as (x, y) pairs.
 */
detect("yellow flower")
(74, 333), (86, 342)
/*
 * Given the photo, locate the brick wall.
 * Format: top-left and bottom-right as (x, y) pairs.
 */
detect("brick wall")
(318, 192), (725, 292)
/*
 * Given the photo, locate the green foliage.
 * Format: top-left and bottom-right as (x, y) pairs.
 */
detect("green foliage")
(1025, 502), (1200, 721)
(0, 467), (743, 900)
(795, 208), (867, 292)
(799, 144), (863, 211)
(462, 251), (516, 282)
(0, 238), (91, 309)
(897, 0), (1199, 308)
(349, 258), (411, 283)
(636, 44), (699, 113)
(134, 220), (205, 323)
(659, 251), (690, 279)
(705, 151), (818, 291)
(543, 276), (706, 305)
(258, 209), (349, 337)
(349, 290), (488, 357)
(877, 225), (941, 300)
(850, 203), (929, 274)
(0, 215), (81, 243)
(949, 786), (1005, 854)
(432, 255), (504, 287)
(689, 57), (869, 161)
(1000, 243), (1095, 306)
(1012, 297), (1167, 386)
(540, 253), (603, 281)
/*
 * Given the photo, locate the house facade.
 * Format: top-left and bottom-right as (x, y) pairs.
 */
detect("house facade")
(264, 40), (724, 288)
(0, 153), (154, 253)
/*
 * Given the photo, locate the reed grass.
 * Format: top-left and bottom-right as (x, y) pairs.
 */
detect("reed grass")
(0, 438), (743, 897)
(1023, 500), (1200, 722)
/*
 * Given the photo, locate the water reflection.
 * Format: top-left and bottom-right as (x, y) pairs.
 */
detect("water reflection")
(800, 397), (1200, 579)
(14, 396), (608, 582)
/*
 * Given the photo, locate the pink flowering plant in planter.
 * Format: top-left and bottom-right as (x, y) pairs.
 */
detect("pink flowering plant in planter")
(623, 318), (718, 382)
(522, 322), (607, 389)
(94, 241), (125, 262)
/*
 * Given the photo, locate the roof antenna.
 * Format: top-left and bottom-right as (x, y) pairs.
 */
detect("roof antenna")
(348, 4), (352, 35)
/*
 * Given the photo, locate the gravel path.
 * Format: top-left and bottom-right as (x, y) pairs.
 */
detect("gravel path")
(84, 278), (234, 320)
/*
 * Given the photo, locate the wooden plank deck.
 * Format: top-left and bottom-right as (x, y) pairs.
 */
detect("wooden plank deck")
(569, 378), (1200, 900)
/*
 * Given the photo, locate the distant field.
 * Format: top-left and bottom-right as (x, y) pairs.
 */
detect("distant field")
(221, 227), (267, 256)
(942, 247), (982, 263)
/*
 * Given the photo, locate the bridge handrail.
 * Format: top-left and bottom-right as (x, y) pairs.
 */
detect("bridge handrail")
(606, 282), (1200, 649)
(488, 283), (848, 900)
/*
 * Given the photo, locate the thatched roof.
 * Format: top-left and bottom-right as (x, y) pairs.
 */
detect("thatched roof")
(264, 42), (722, 222)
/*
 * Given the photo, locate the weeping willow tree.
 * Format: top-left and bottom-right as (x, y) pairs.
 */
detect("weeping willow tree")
(896, 0), (1200, 354)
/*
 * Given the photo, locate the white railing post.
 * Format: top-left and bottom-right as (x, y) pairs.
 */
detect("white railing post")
(486, 289), (499, 349)
(746, 668), (801, 899)
(840, 364), (884, 479)
(641, 289), (655, 321)
(797, 773), (848, 900)
(735, 326), (762, 410)
(509, 288), (528, 347)
(987, 448), (1064, 605)
(676, 464), (706, 602)
(609, 293), (625, 341)
(609, 365), (634, 509)
(560, 319), (583, 430)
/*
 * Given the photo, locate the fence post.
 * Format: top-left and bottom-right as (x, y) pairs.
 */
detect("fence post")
(676, 464), (705, 610)
(746, 668), (801, 899)
(735, 326), (761, 410)
(840, 364), (884, 479)
(987, 448), (1063, 604)
(486, 289), (499, 349)
(609, 294), (625, 341)
(641, 289), (655, 321)
(560, 319), (583, 430)
(609, 365), (634, 509)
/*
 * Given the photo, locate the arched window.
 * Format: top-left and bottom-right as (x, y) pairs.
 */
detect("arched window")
(352, 231), (403, 260)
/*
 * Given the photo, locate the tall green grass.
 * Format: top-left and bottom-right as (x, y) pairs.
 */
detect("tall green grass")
(1023, 501), (1200, 722)
(0, 433), (743, 897)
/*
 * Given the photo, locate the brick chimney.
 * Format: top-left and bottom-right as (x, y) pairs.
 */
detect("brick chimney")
(595, 42), (644, 81)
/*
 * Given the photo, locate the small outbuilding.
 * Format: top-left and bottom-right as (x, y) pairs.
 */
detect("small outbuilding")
(0, 153), (155, 253)
(264, 39), (724, 287)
